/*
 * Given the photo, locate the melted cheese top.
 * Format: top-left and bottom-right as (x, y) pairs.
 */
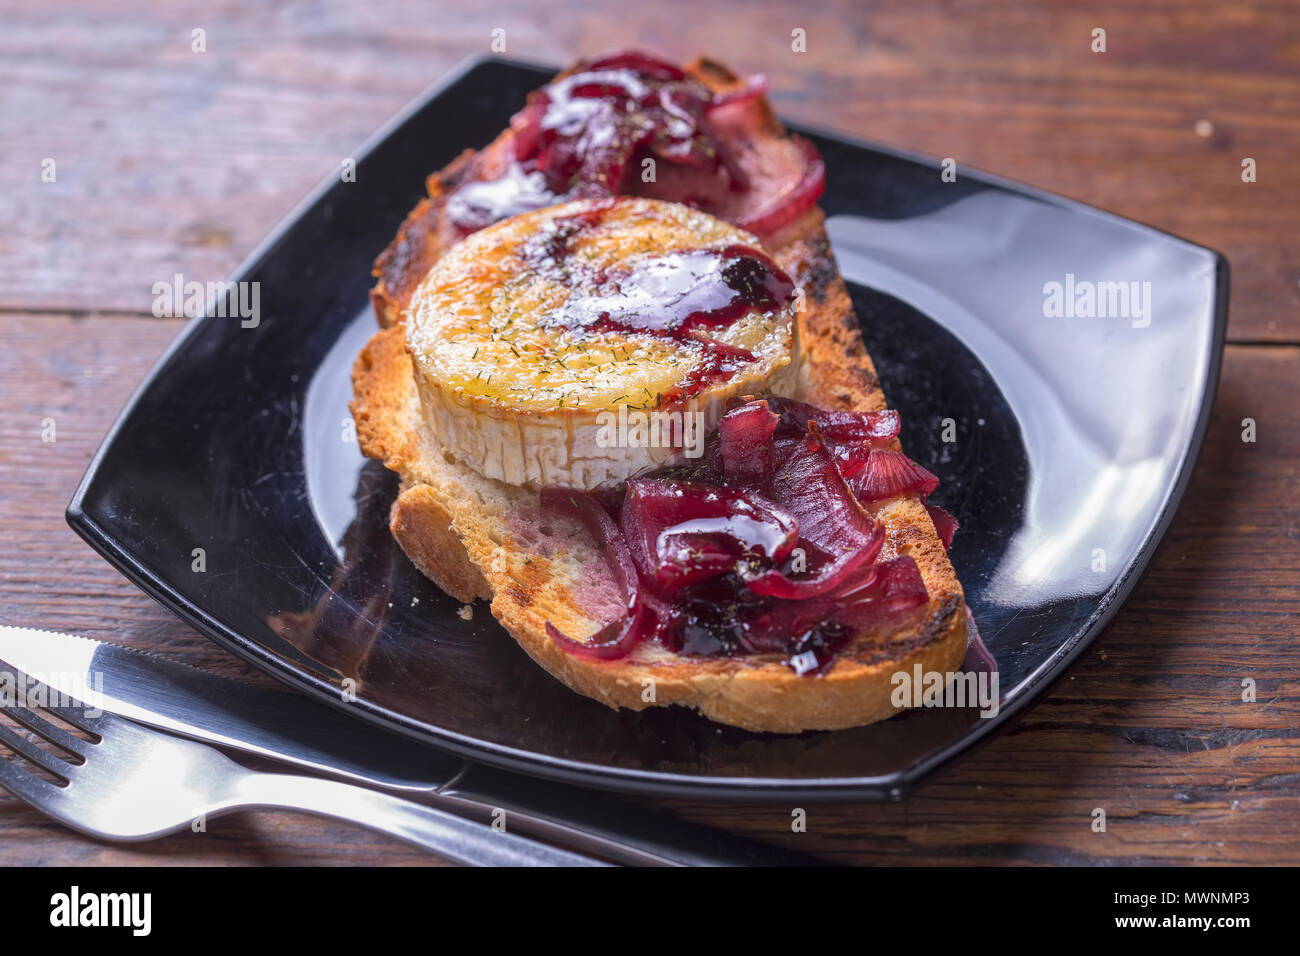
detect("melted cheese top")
(405, 197), (796, 414)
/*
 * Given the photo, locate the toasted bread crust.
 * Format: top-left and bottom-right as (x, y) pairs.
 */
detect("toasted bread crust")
(390, 484), (493, 604)
(372, 150), (478, 327)
(352, 59), (968, 733)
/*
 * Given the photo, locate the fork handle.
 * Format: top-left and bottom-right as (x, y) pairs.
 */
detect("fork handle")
(229, 771), (608, 866)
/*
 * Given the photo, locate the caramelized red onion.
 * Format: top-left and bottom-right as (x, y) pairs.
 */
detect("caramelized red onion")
(527, 57), (723, 200)
(832, 555), (929, 615)
(718, 400), (778, 488)
(733, 136), (826, 237)
(539, 488), (645, 659)
(745, 434), (884, 598)
(769, 435), (874, 554)
(926, 503), (959, 551)
(450, 51), (827, 239)
(870, 556), (930, 613)
(622, 479), (798, 589)
(542, 395), (954, 672)
(849, 449), (940, 502)
(765, 396), (900, 458)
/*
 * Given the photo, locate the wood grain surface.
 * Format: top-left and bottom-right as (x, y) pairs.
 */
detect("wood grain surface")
(0, 0), (1297, 865)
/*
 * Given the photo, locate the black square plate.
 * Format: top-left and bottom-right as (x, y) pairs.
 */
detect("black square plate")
(68, 56), (1227, 801)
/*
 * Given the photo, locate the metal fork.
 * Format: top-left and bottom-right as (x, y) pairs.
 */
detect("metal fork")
(0, 665), (606, 866)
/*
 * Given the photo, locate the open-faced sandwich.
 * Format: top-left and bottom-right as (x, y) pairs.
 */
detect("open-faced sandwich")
(351, 50), (966, 732)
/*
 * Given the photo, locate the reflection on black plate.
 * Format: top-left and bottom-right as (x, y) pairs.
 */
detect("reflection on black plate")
(68, 57), (1226, 800)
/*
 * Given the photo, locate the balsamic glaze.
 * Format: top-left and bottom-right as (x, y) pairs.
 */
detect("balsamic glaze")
(667, 570), (850, 674)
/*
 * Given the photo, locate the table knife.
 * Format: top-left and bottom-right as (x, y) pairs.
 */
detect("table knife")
(0, 625), (818, 867)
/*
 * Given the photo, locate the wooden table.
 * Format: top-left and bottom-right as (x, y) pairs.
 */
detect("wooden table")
(1, 0), (1296, 865)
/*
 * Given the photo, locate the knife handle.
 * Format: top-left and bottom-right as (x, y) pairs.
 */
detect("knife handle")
(435, 764), (823, 867)
(228, 770), (609, 867)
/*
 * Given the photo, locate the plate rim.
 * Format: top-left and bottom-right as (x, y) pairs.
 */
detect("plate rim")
(66, 54), (1230, 802)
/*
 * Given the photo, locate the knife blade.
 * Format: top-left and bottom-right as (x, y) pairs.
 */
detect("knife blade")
(0, 625), (819, 867)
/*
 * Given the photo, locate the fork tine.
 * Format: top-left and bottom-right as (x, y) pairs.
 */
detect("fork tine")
(0, 661), (107, 736)
(0, 748), (69, 812)
(0, 722), (72, 780)
(5, 706), (92, 759)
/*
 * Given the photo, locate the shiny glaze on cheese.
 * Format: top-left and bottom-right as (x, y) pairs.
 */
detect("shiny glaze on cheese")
(405, 197), (799, 489)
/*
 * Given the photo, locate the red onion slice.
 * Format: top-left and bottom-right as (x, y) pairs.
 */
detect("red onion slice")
(623, 479), (799, 589)
(926, 503), (959, 550)
(744, 435), (885, 598)
(834, 555), (928, 615)
(849, 449), (940, 503)
(873, 555), (929, 613)
(766, 397), (900, 443)
(744, 525), (883, 599)
(718, 400), (778, 488)
(540, 488), (643, 660)
(733, 135), (826, 237)
(769, 435), (877, 553)
(510, 102), (546, 161)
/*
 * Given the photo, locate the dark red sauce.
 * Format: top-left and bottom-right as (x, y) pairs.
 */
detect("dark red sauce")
(668, 569), (852, 675)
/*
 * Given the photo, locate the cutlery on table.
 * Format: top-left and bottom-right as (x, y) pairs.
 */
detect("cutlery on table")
(0, 660), (606, 866)
(0, 626), (820, 867)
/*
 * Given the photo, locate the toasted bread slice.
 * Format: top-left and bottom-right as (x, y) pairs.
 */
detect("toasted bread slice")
(352, 57), (967, 733)
(354, 204), (967, 733)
